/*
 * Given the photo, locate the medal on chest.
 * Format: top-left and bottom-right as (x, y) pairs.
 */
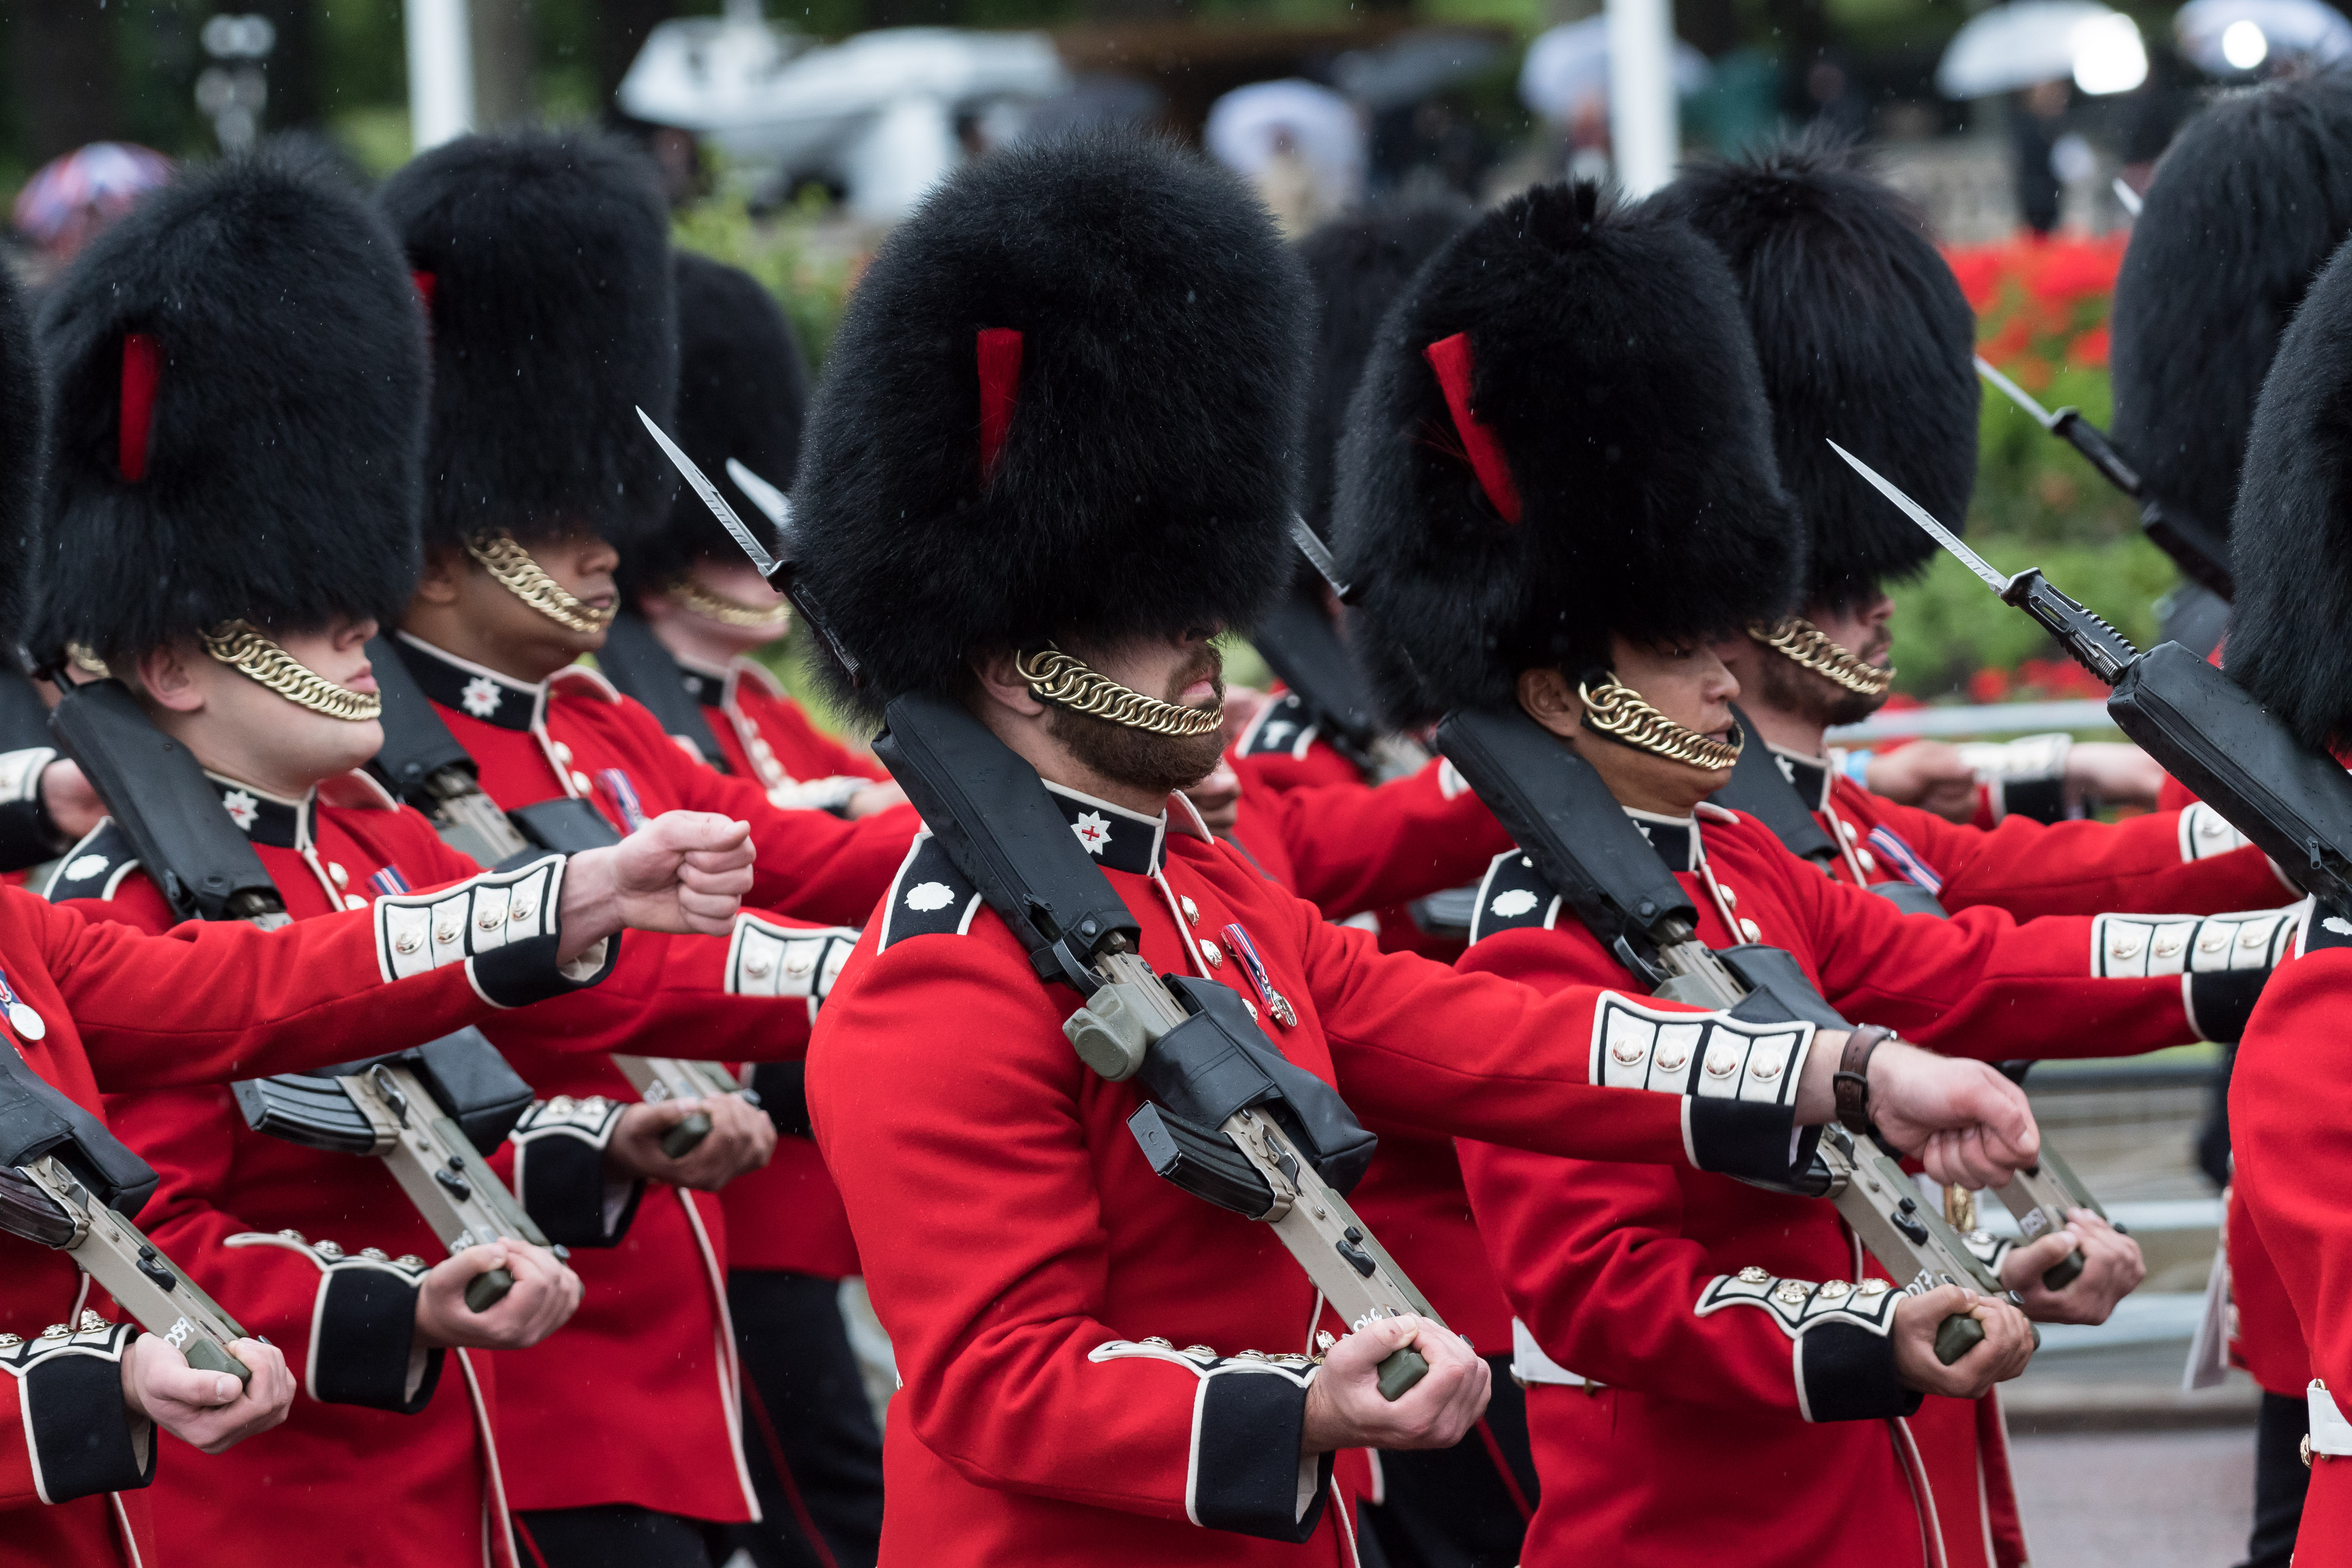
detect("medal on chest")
(0, 965), (47, 1040)
(1219, 922), (1297, 1028)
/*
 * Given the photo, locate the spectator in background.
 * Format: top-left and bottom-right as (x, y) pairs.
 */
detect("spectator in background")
(2013, 77), (2071, 233)
(11, 142), (172, 283)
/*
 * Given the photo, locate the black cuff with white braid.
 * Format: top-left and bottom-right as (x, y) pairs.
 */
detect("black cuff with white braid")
(1957, 1226), (2014, 1276)
(373, 854), (620, 1008)
(725, 918), (859, 1020)
(1088, 1339), (1330, 1541)
(222, 1232), (438, 1411)
(2091, 908), (2299, 1044)
(510, 1095), (641, 1247)
(1693, 1272), (1914, 1419)
(1593, 993), (1812, 1180)
(2, 1316), (153, 1503)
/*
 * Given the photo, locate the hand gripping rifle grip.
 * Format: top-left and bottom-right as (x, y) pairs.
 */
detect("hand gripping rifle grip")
(1935, 1315), (1985, 1366)
(464, 1267), (516, 1313)
(1377, 1349), (1430, 1400)
(660, 1113), (713, 1159)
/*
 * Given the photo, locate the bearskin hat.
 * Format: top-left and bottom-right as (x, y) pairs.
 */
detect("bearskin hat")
(618, 251), (809, 600)
(790, 132), (1307, 719)
(0, 269), (41, 646)
(1654, 133), (1977, 610)
(2112, 75), (2352, 544)
(30, 148), (425, 673)
(377, 130), (677, 555)
(2211, 233), (2352, 751)
(1296, 200), (1473, 551)
(1337, 182), (1800, 727)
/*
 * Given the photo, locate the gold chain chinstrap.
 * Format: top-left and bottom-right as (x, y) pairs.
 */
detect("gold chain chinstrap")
(466, 531), (617, 634)
(201, 621), (383, 721)
(1015, 646), (1224, 738)
(1748, 618), (1894, 698)
(1579, 675), (1744, 772)
(670, 577), (791, 631)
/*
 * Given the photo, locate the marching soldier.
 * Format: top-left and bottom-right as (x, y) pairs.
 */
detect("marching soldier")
(375, 131), (912, 1565)
(789, 132), (2044, 1566)
(1336, 175), (2294, 1566)
(610, 251), (889, 1568)
(0, 203), (756, 1568)
(2110, 77), (2352, 1563)
(2207, 224), (2352, 1568)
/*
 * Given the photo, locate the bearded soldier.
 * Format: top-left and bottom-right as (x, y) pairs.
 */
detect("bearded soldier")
(606, 250), (891, 1568)
(791, 132), (2044, 1567)
(0, 177), (757, 1566)
(1336, 177), (2297, 1567)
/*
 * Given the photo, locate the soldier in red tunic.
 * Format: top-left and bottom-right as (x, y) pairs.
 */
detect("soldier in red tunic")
(2198, 196), (2352, 1568)
(607, 251), (895, 1568)
(1334, 173), (2289, 1568)
(373, 132), (920, 1565)
(785, 133), (2046, 1568)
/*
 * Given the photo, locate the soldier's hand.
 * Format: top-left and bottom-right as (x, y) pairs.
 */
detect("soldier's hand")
(1891, 1285), (2035, 1398)
(414, 1241), (582, 1350)
(1300, 1315), (1488, 1455)
(2000, 1208), (2144, 1325)
(1864, 741), (1979, 823)
(121, 1333), (295, 1454)
(609, 1093), (775, 1190)
(1184, 759), (1243, 836)
(2064, 742), (2165, 810)
(1862, 1040), (2040, 1187)
(556, 810), (756, 960)
(845, 781), (908, 819)
(39, 758), (104, 843)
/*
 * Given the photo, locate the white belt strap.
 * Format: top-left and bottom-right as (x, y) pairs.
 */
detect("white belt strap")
(2310, 1381), (2352, 1458)
(1511, 1318), (1587, 1388)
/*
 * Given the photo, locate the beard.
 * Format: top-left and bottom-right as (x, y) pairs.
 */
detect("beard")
(1756, 627), (1893, 730)
(1044, 645), (1228, 797)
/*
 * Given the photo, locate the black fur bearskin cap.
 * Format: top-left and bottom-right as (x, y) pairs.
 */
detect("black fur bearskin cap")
(31, 147), (426, 674)
(2213, 234), (2352, 752)
(0, 267), (41, 649)
(620, 251), (809, 600)
(1337, 182), (1801, 728)
(1654, 133), (1977, 611)
(790, 131), (1308, 719)
(378, 130), (677, 556)
(2112, 74), (2352, 544)
(1296, 200), (1473, 560)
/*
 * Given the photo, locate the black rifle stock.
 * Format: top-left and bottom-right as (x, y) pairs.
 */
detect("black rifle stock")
(1434, 708), (2025, 1363)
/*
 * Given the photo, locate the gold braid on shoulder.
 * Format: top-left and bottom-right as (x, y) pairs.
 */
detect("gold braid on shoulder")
(670, 577), (791, 630)
(1748, 618), (1893, 698)
(1015, 646), (1224, 738)
(201, 621), (383, 721)
(1579, 675), (1743, 772)
(466, 531), (617, 633)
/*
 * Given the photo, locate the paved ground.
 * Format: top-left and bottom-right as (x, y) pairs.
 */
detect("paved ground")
(2012, 1426), (2254, 1568)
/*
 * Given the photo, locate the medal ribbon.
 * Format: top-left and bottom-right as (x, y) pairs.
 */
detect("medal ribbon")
(1219, 922), (1295, 1027)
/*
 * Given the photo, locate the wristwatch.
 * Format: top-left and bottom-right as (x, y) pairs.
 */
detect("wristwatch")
(1833, 1025), (1895, 1133)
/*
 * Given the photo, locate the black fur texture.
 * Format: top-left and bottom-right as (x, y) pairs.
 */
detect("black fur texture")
(1296, 200), (1473, 550)
(0, 267), (42, 645)
(2215, 234), (2352, 751)
(2112, 75), (2352, 544)
(1655, 133), (1977, 610)
(32, 148), (426, 672)
(621, 252), (808, 598)
(790, 132), (1307, 718)
(1337, 182), (1801, 727)
(378, 130), (677, 555)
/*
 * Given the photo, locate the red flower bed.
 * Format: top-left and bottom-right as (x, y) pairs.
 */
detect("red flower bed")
(1942, 234), (2126, 389)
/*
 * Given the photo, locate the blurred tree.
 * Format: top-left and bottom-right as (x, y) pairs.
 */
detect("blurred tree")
(14, 0), (121, 163)
(252, 0), (323, 129)
(594, 0), (672, 101)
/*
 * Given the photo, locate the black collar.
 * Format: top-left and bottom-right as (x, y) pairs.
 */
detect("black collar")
(676, 661), (729, 710)
(1623, 808), (1700, 874)
(1768, 744), (1834, 811)
(1043, 781), (1168, 876)
(207, 775), (306, 849)
(394, 633), (545, 732)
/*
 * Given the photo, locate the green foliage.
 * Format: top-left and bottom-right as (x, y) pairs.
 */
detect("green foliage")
(671, 189), (855, 377)
(1887, 528), (2174, 699)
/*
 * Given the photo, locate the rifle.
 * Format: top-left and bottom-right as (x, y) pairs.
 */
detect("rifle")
(0, 1041), (252, 1381)
(1829, 438), (2352, 912)
(1708, 704), (2101, 1288)
(1435, 706), (2030, 1363)
(1975, 357), (2235, 602)
(649, 409), (1439, 1399)
(365, 637), (744, 1156)
(595, 611), (732, 771)
(44, 676), (544, 1308)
